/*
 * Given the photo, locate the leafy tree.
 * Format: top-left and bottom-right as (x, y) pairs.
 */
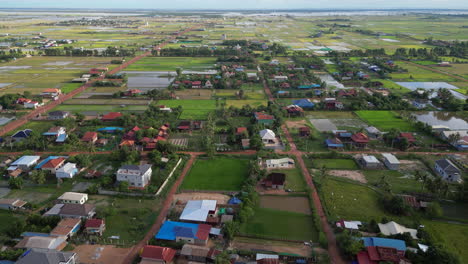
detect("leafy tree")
(215, 251), (231, 264)
(381, 194), (410, 215)
(426, 202), (443, 219)
(336, 230), (364, 258)
(8, 177), (23, 189)
(222, 221), (239, 242)
(119, 181), (129, 192)
(29, 170), (47, 184)
(0, 249), (24, 261)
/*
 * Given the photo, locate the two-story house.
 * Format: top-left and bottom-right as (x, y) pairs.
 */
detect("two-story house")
(116, 164), (152, 188)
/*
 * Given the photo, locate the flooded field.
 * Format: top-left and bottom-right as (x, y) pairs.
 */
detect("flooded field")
(122, 71), (175, 91)
(413, 111), (468, 130)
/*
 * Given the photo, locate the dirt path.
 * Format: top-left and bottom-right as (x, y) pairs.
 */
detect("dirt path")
(121, 154), (198, 264)
(406, 61), (468, 82)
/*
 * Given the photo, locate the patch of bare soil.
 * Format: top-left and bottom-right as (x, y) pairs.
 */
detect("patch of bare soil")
(173, 192), (230, 204)
(231, 238), (313, 257)
(399, 160), (427, 171)
(73, 244), (132, 264)
(328, 170), (367, 183)
(260, 195), (311, 215)
(286, 120), (307, 129)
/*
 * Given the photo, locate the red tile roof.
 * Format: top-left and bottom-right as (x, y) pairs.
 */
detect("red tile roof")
(236, 127), (247, 135)
(196, 224), (211, 240)
(85, 219), (104, 228)
(357, 251), (377, 264)
(351, 132), (370, 143)
(42, 157), (66, 169)
(141, 245), (176, 262)
(81, 132), (98, 142)
(254, 112), (274, 120)
(42, 88), (61, 93)
(101, 112), (122, 121)
(399, 133), (416, 143)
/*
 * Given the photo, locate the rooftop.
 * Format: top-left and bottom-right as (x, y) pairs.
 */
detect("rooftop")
(180, 200), (217, 222)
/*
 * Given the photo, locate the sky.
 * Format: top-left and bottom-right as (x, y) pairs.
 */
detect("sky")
(0, 0), (467, 10)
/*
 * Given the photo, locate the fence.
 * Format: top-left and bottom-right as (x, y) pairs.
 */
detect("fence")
(155, 158), (182, 196)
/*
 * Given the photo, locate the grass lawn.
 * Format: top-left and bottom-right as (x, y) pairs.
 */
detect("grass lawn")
(391, 61), (457, 82)
(6, 121), (55, 136)
(53, 104), (147, 113)
(270, 167), (307, 192)
(226, 99), (267, 108)
(181, 157), (249, 191)
(355, 110), (416, 132)
(364, 170), (422, 194)
(60, 82), (82, 93)
(422, 220), (468, 264)
(311, 159), (358, 170)
(158, 99), (216, 120)
(240, 207), (318, 241)
(125, 57), (216, 71)
(322, 178), (388, 222)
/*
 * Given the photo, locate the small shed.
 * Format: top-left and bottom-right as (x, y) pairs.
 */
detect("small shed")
(382, 153), (400, 170)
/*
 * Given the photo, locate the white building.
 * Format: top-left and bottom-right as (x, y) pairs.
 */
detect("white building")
(116, 164), (152, 188)
(7, 156), (40, 171)
(259, 129), (276, 144)
(180, 200), (217, 223)
(435, 159), (462, 182)
(378, 221), (418, 239)
(265, 158), (295, 169)
(273, 75), (288, 82)
(382, 153), (400, 170)
(56, 163), (78, 179)
(360, 155), (381, 169)
(58, 192), (88, 205)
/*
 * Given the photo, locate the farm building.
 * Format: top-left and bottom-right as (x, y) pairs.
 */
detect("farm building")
(264, 158), (295, 169)
(351, 133), (370, 148)
(256, 254), (279, 264)
(56, 163), (78, 179)
(0, 199), (27, 210)
(48, 111), (69, 120)
(435, 159), (462, 182)
(180, 200), (218, 223)
(299, 127), (311, 137)
(84, 219), (106, 236)
(254, 112), (275, 125)
(378, 221), (418, 239)
(140, 245), (176, 264)
(155, 221), (211, 245)
(336, 220), (362, 230)
(116, 164), (152, 188)
(50, 218), (81, 238)
(381, 153), (400, 170)
(333, 130), (352, 139)
(261, 173), (286, 189)
(8, 156), (40, 171)
(44, 203), (96, 219)
(57, 192), (88, 205)
(359, 155), (381, 169)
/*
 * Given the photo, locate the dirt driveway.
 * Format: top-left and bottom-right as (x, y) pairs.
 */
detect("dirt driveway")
(73, 244), (132, 264)
(286, 120), (308, 129)
(173, 192), (230, 204)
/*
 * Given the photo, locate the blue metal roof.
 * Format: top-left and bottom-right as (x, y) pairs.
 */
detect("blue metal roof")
(155, 221), (200, 241)
(174, 226), (195, 238)
(228, 197), (242, 205)
(362, 237), (406, 251)
(325, 139), (343, 148)
(97, 127), (124, 132)
(293, 99), (315, 108)
(56, 133), (67, 143)
(21, 232), (50, 237)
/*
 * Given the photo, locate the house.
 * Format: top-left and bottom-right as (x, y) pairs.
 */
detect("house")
(254, 112), (275, 125)
(273, 76), (288, 82)
(84, 219), (106, 236)
(236, 127), (248, 136)
(155, 221), (211, 245)
(247, 72), (259, 81)
(15, 236), (68, 251)
(81, 132), (98, 144)
(361, 237), (407, 253)
(399, 194), (428, 209)
(365, 126), (381, 139)
(324, 98), (344, 110)
(399, 132), (416, 145)
(41, 88), (62, 99)
(435, 159), (462, 182)
(24, 101), (40, 109)
(440, 130), (468, 151)
(292, 99), (315, 109)
(50, 218), (81, 238)
(12, 129), (33, 142)
(44, 204), (96, 219)
(48, 111), (69, 120)
(191, 81), (202, 89)
(412, 99), (428, 109)
(116, 164), (152, 188)
(41, 157), (66, 173)
(15, 248), (76, 264)
(16, 98), (32, 105)
(333, 130), (352, 140)
(357, 246), (408, 264)
(180, 200), (218, 223)
(140, 245), (176, 264)
(351, 132), (370, 148)
(8, 156), (40, 171)
(256, 254), (279, 264)
(298, 84), (321, 90)
(8, 168), (22, 178)
(280, 82), (290, 89)
(359, 155), (381, 169)
(0, 198), (27, 210)
(241, 139), (250, 149)
(124, 89), (142, 96)
(337, 89), (357, 98)
(336, 220), (362, 230)
(180, 244), (211, 263)
(56, 163), (78, 179)
(260, 129), (276, 144)
(285, 105), (304, 116)
(261, 173), (286, 189)
(378, 221), (418, 239)
(264, 158), (295, 169)
(101, 112), (122, 121)
(299, 127), (310, 137)
(58, 192), (88, 205)
(325, 138), (344, 149)
(72, 78), (89, 83)
(204, 80), (213, 89)
(43, 127), (67, 143)
(177, 121), (192, 131)
(382, 153), (400, 170)
(97, 127), (124, 133)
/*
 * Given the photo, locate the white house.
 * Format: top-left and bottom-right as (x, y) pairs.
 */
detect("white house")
(8, 156), (40, 171)
(56, 163), (78, 179)
(259, 129), (276, 144)
(180, 200), (217, 223)
(58, 192), (88, 205)
(273, 75), (288, 82)
(360, 155), (381, 169)
(264, 158), (295, 169)
(382, 153), (400, 170)
(365, 126), (382, 139)
(24, 101), (41, 109)
(378, 221), (418, 239)
(435, 159), (462, 182)
(116, 164), (152, 188)
(336, 220), (362, 230)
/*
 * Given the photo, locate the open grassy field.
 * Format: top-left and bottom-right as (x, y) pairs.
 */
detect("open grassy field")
(391, 61), (458, 82)
(370, 79), (411, 94)
(363, 170), (422, 194)
(53, 104), (147, 113)
(226, 99), (268, 108)
(158, 99), (216, 120)
(6, 121), (55, 136)
(181, 157), (249, 191)
(355, 110), (416, 132)
(322, 178), (388, 222)
(269, 167), (307, 192)
(240, 207), (318, 241)
(311, 159), (358, 170)
(125, 57), (217, 71)
(422, 220), (468, 264)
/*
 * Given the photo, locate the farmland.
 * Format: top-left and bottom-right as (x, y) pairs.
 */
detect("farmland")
(355, 110), (417, 132)
(181, 157), (250, 191)
(157, 99), (216, 120)
(125, 57), (217, 72)
(311, 159), (358, 170)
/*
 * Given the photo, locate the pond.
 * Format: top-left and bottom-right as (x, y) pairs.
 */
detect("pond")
(413, 111), (468, 130)
(396, 82), (467, 100)
(121, 71), (175, 91)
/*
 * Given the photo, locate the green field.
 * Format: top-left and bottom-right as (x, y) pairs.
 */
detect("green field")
(0, 211), (23, 235)
(364, 170), (422, 194)
(226, 99), (268, 108)
(355, 110), (416, 132)
(270, 167), (307, 192)
(181, 157), (249, 191)
(391, 61), (457, 82)
(158, 99), (216, 120)
(240, 207), (318, 241)
(53, 104), (147, 113)
(125, 57), (217, 71)
(423, 220), (468, 264)
(311, 159), (358, 170)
